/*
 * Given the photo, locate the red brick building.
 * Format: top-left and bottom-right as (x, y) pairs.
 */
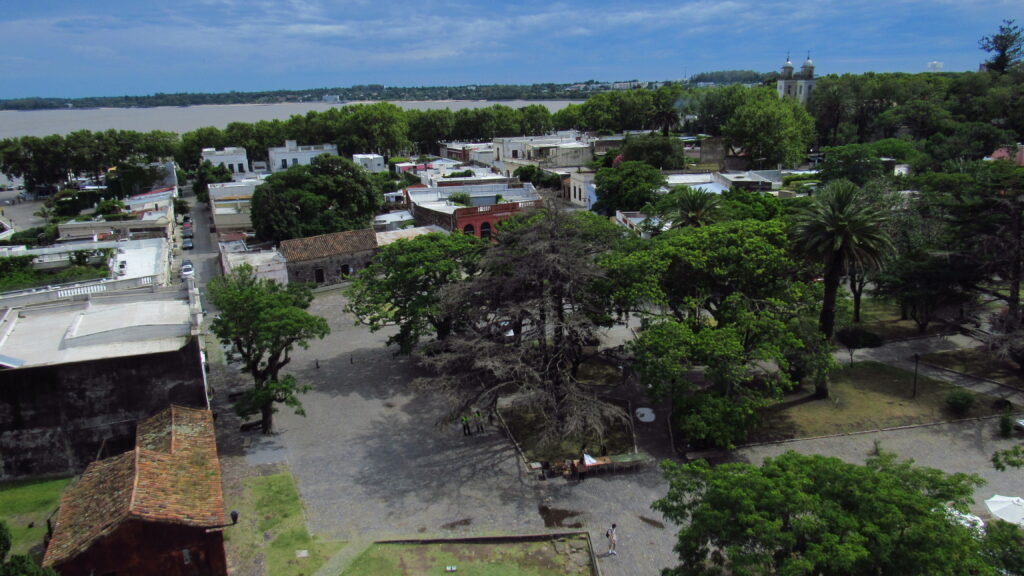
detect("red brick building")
(412, 200), (541, 239)
(44, 406), (228, 576)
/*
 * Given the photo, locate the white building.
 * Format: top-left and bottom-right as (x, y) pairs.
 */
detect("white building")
(268, 140), (339, 172)
(777, 55), (816, 105)
(201, 147), (250, 179)
(208, 176), (267, 232)
(352, 153), (387, 173)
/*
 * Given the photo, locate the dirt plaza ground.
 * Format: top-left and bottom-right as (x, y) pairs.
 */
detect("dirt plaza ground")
(212, 288), (1024, 576)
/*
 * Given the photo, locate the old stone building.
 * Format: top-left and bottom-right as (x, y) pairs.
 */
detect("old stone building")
(0, 292), (208, 480)
(44, 405), (228, 576)
(279, 229), (378, 285)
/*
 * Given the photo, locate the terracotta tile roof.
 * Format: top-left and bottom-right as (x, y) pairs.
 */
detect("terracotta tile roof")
(43, 405), (225, 567)
(279, 229), (377, 262)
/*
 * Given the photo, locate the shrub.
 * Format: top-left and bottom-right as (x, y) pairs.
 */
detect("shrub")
(945, 389), (975, 417)
(448, 192), (471, 207)
(836, 326), (884, 349)
(999, 412), (1015, 438)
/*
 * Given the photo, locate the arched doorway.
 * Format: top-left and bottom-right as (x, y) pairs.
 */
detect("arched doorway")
(480, 221), (492, 240)
(463, 224), (475, 236)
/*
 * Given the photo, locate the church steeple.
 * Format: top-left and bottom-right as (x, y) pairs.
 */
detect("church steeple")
(781, 52), (794, 79)
(801, 51), (815, 79)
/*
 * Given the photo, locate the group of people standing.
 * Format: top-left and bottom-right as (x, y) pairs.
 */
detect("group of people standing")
(460, 410), (486, 436)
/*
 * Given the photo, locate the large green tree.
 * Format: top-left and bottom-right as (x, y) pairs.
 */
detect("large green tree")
(792, 180), (892, 349)
(250, 154), (381, 243)
(654, 450), (996, 576)
(722, 88), (815, 168)
(418, 208), (626, 444)
(980, 19), (1024, 74)
(208, 265), (330, 433)
(618, 220), (821, 447)
(192, 159), (233, 203)
(592, 161), (666, 216)
(620, 133), (689, 170)
(345, 232), (485, 354)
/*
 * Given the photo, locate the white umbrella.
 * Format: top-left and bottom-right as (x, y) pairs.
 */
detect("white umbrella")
(985, 495), (1024, 526)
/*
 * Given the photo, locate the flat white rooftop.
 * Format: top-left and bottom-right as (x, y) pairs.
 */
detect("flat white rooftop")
(0, 295), (192, 368)
(376, 225), (447, 247)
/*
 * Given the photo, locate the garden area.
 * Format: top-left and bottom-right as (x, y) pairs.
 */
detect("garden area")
(854, 296), (958, 342)
(0, 252), (110, 292)
(340, 535), (595, 576)
(751, 362), (1003, 442)
(921, 347), (1024, 391)
(225, 470), (344, 576)
(0, 477), (71, 558)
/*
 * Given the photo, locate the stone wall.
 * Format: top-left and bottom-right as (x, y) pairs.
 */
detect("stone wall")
(285, 249), (376, 286)
(0, 337), (207, 480)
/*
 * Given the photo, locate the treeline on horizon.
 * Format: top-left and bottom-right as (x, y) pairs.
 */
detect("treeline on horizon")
(0, 71), (776, 111)
(0, 68), (1022, 192)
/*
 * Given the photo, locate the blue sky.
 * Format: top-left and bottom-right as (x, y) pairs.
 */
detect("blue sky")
(1, 0), (1022, 99)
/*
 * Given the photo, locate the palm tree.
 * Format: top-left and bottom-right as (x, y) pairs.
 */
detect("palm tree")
(650, 105), (681, 137)
(659, 186), (721, 229)
(793, 179), (891, 351)
(650, 86), (683, 136)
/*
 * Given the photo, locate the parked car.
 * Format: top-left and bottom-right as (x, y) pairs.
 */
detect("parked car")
(183, 238), (194, 250)
(180, 260), (195, 279)
(182, 214), (192, 224)
(182, 227), (194, 238)
(1014, 418), (1024, 432)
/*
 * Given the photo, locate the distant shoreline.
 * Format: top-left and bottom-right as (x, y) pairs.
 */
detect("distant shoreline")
(0, 100), (582, 139)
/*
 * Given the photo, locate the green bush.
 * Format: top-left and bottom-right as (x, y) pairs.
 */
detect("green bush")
(836, 326), (884, 349)
(448, 192), (471, 207)
(999, 412), (1015, 438)
(945, 389), (975, 417)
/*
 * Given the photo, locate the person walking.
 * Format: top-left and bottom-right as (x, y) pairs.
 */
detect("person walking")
(474, 410), (484, 433)
(461, 414), (472, 436)
(606, 523), (617, 556)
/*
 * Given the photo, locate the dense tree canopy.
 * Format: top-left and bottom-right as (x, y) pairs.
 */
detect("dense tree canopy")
(654, 450), (1001, 576)
(250, 154), (381, 243)
(592, 161), (666, 215)
(345, 232), (485, 354)
(722, 88), (815, 167)
(417, 208), (627, 444)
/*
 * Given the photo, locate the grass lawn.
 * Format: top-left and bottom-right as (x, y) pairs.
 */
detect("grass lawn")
(855, 297), (955, 342)
(340, 536), (594, 576)
(0, 477), (72, 557)
(752, 362), (1003, 443)
(921, 347), (1024, 390)
(225, 470), (345, 576)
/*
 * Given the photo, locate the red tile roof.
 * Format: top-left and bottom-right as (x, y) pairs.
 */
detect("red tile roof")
(43, 405), (225, 567)
(278, 229), (377, 262)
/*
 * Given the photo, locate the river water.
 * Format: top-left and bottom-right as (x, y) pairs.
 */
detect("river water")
(0, 100), (580, 140)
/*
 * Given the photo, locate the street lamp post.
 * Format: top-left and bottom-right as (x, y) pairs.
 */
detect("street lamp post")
(912, 353), (920, 399)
